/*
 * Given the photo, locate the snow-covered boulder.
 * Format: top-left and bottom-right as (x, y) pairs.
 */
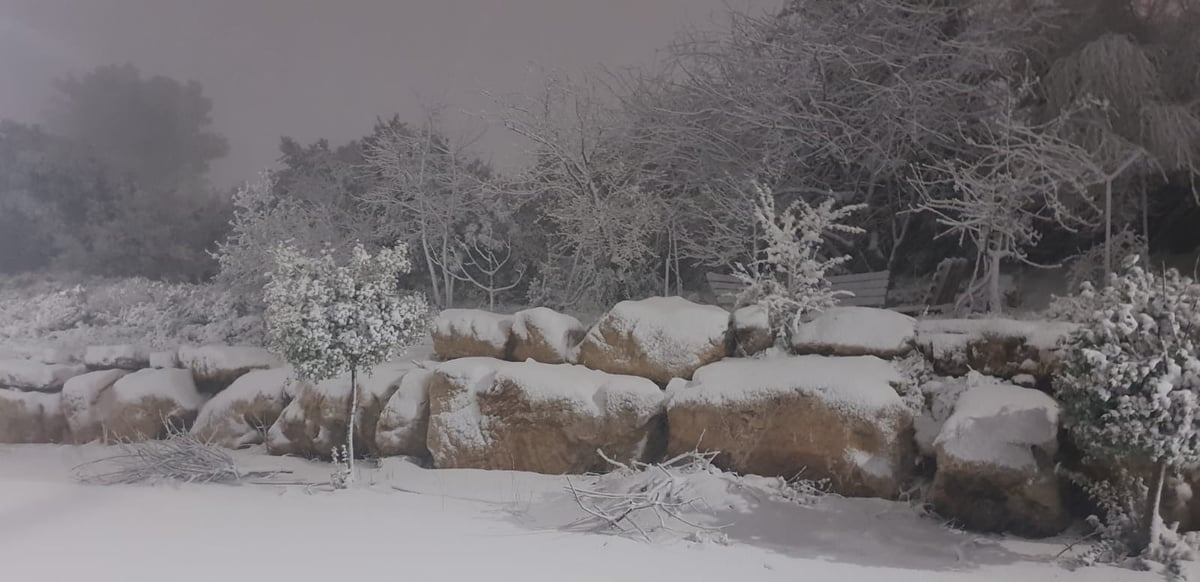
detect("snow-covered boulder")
(0, 389), (66, 443)
(177, 345), (282, 393)
(83, 345), (150, 370)
(666, 355), (916, 498)
(149, 350), (180, 369)
(356, 361), (433, 454)
(0, 344), (77, 365)
(729, 305), (772, 357)
(791, 307), (915, 359)
(0, 359), (86, 392)
(61, 369), (130, 443)
(576, 297), (729, 385)
(915, 319), (1077, 381)
(432, 309), (514, 360)
(427, 358), (666, 473)
(191, 367), (303, 448)
(373, 368), (436, 458)
(96, 369), (205, 442)
(509, 307), (585, 364)
(928, 378), (1067, 537)
(265, 361), (420, 459)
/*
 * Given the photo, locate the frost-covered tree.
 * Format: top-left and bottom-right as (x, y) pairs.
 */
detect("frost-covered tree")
(734, 182), (865, 345)
(1058, 257), (1200, 554)
(263, 243), (428, 485)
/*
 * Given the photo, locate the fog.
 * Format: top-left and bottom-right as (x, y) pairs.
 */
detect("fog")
(0, 0), (769, 186)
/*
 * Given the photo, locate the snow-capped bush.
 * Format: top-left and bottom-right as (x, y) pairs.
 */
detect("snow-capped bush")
(263, 242), (429, 483)
(1058, 258), (1200, 555)
(733, 182), (865, 346)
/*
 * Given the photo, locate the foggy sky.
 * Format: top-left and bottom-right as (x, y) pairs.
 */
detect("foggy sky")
(0, 0), (770, 187)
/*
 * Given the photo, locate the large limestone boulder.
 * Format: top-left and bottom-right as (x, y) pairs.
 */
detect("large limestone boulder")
(432, 309), (514, 360)
(915, 319), (1077, 382)
(792, 307), (915, 358)
(729, 305), (772, 357)
(0, 359), (86, 392)
(61, 369), (130, 443)
(265, 361), (421, 459)
(177, 345), (282, 394)
(96, 369), (206, 442)
(666, 355), (916, 498)
(427, 358), (666, 473)
(83, 345), (150, 370)
(191, 367), (303, 448)
(510, 307), (585, 364)
(576, 297), (729, 385)
(928, 378), (1067, 537)
(0, 389), (66, 443)
(374, 368), (436, 458)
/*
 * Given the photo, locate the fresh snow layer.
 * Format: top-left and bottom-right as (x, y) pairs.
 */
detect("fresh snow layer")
(668, 355), (906, 416)
(192, 367), (297, 425)
(589, 296), (728, 369)
(792, 307), (914, 356)
(0, 344), (76, 364)
(83, 345), (149, 369)
(0, 359), (86, 391)
(732, 304), (769, 331)
(913, 377), (970, 457)
(110, 368), (205, 409)
(0, 444), (1171, 582)
(148, 350), (179, 369)
(176, 345), (281, 377)
(434, 309), (514, 349)
(61, 369), (129, 432)
(916, 319), (1078, 352)
(491, 360), (664, 418)
(512, 307), (584, 360)
(934, 376), (1059, 471)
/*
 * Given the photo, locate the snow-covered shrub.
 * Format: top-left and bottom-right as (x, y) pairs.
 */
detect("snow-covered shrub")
(733, 182), (865, 346)
(263, 242), (428, 484)
(1058, 258), (1200, 555)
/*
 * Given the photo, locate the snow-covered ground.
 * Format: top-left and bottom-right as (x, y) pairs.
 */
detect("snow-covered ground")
(0, 444), (1178, 582)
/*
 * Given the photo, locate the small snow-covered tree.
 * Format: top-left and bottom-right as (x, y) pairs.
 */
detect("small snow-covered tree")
(263, 243), (428, 485)
(1058, 257), (1200, 554)
(734, 181), (865, 346)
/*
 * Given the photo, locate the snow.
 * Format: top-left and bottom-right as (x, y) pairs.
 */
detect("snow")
(0, 344), (76, 364)
(375, 367), (435, 453)
(83, 345), (149, 370)
(792, 306), (915, 357)
(0, 443), (1172, 582)
(934, 376), (1059, 470)
(428, 357), (500, 451)
(434, 309), (514, 350)
(191, 367), (298, 435)
(732, 304), (769, 331)
(585, 296), (729, 373)
(913, 377), (971, 457)
(110, 368), (205, 410)
(176, 345), (281, 380)
(512, 307), (584, 361)
(0, 359), (86, 391)
(61, 369), (129, 436)
(668, 355), (907, 417)
(148, 350), (179, 369)
(916, 318), (1078, 353)
(491, 360), (664, 418)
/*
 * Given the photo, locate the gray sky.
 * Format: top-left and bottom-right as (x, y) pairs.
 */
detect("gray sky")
(0, 0), (771, 187)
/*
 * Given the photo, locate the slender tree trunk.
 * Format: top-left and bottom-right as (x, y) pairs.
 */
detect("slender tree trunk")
(1104, 179), (1113, 279)
(345, 366), (359, 478)
(1141, 174), (1150, 262)
(988, 244), (1003, 315)
(1135, 460), (1168, 555)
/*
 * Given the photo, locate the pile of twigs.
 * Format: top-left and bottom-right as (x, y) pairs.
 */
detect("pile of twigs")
(73, 427), (241, 486)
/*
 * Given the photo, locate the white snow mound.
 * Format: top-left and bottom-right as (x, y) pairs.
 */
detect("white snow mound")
(111, 368), (205, 410)
(512, 307), (584, 362)
(0, 359), (86, 392)
(61, 369), (130, 440)
(934, 376), (1059, 471)
(434, 309), (514, 352)
(792, 307), (914, 358)
(84, 345), (150, 370)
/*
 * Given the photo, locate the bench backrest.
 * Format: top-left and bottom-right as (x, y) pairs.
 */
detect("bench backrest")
(705, 270), (891, 309)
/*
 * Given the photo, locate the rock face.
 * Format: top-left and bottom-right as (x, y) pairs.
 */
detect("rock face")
(191, 367), (302, 448)
(792, 307), (915, 359)
(96, 369), (206, 442)
(355, 362), (430, 455)
(509, 307), (585, 364)
(427, 358), (666, 474)
(149, 350), (180, 369)
(666, 355), (915, 498)
(177, 345), (282, 394)
(265, 361), (420, 459)
(84, 345), (150, 370)
(729, 305), (772, 357)
(0, 359), (86, 392)
(432, 309), (514, 360)
(576, 297), (729, 385)
(0, 389), (66, 443)
(915, 319), (1076, 381)
(62, 369), (130, 443)
(374, 368), (436, 458)
(928, 379), (1067, 537)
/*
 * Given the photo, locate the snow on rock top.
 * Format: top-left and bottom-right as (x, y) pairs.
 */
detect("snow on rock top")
(916, 318), (1078, 351)
(192, 366), (299, 448)
(0, 359), (86, 392)
(61, 369), (130, 443)
(177, 345), (282, 393)
(933, 375), (1059, 471)
(577, 296), (729, 384)
(432, 309), (515, 360)
(110, 368), (205, 410)
(511, 307), (585, 364)
(792, 307), (915, 358)
(668, 354), (907, 418)
(84, 345), (150, 370)
(492, 360), (664, 419)
(0, 388), (66, 443)
(0, 344), (77, 365)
